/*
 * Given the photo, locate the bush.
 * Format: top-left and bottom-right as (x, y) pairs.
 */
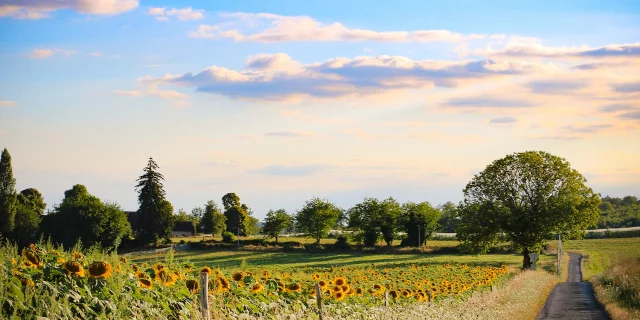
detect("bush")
(222, 231), (236, 243)
(333, 235), (352, 251)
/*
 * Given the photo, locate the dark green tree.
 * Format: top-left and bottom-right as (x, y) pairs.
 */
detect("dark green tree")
(457, 151), (601, 269)
(6, 189), (44, 247)
(190, 207), (204, 234)
(295, 197), (342, 244)
(379, 197), (402, 246)
(135, 157), (175, 245)
(347, 198), (381, 246)
(437, 201), (458, 233)
(247, 216), (261, 236)
(201, 200), (226, 235)
(262, 209), (292, 243)
(40, 184), (131, 249)
(0, 148), (17, 234)
(399, 201), (441, 247)
(222, 193), (251, 236)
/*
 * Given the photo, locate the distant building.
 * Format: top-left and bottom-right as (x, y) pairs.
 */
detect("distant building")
(125, 211), (195, 238)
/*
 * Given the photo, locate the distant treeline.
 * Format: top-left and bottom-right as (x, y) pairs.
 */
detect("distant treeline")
(595, 196), (640, 229)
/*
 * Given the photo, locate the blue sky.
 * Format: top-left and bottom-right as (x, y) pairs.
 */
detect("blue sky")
(0, 0), (639, 219)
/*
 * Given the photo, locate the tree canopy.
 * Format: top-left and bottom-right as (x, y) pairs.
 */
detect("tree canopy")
(399, 201), (441, 247)
(222, 193), (251, 236)
(262, 209), (292, 243)
(596, 195), (639, 228)
(0, 148), (17, 234)
(201, 200), (226, 235)
(40, 184), (131, 250)
(135, 157), (175, 245)
(295, 197), (342, 244)
(6, 189), (43, 247)
(456, 151), (601, 269)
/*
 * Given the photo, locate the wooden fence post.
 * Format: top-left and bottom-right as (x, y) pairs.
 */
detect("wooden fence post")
(315, 283), (323, 320)
(200, 272), (210, 320)
(384, 291), (389, 307)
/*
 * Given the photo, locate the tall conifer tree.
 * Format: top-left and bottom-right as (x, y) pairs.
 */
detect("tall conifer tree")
(0, 148), (17, 234)
(135, 157), (175, 245)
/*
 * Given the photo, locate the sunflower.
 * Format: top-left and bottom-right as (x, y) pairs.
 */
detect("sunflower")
(20, 277), (35, 288)
(88, 261), (112, 279)
(63, 260), (85, 277)
(232, 272), (244, 282)
(335, 291), (345, 301)
(287, 283), (301, 292)
(389, 290), (399, 299)
(11, 258), (16, 266)
(132, 264), (139, 272)
(341, 285), (350, 292)
(156, 269), (177, 286)
(200, 266), (212, 274)
(72, 251), (84, 260)
(311, 273), (320, 280)
(251, 283), (264, 293)
(355, 288), (363, 296)
(334, 277), (347, 286)
(318, 280), (328, 289)
(136, 271), (148, 279)
(153, 263), (165, 273)
(22, 249), (42, 268)
(217, 276), (230, 290)
(185, 279), (199, 293)
(332, 286), (342, 294)
(119, 257), (128, 264)
(138, 278), (152, 289)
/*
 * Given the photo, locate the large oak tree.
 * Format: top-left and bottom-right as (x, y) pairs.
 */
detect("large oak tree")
(457, 151), (600, 269)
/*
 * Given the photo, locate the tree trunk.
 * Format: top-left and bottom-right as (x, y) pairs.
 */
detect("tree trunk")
(275, 235), (278, 244)
(523, 249), (532, 269)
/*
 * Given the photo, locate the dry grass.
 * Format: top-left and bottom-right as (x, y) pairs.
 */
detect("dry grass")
(592, 254), (640, 320)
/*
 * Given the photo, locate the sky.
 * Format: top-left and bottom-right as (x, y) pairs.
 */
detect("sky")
(0, 0), (639, 220)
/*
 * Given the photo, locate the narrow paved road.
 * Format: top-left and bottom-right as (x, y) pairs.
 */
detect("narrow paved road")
(537, 253), (610, 320)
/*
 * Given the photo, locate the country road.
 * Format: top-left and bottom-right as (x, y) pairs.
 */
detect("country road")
(537, 253), (610, 320)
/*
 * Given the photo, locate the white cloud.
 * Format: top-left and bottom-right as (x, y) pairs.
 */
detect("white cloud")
(115, 78), (189, 107)
(0, 0), (138, 19)
(264, 130), (318, 138)
(90, 51), (102, 57)
(113, 90), (141, 96)
(147, 53), (547, 100)
(28, 48), (76, 59)
(188, 12), (503, 43)
(477, 42), (640, 60)
(147, 6), (203, 21)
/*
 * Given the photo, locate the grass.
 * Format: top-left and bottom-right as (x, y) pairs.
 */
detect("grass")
(557, 238), (640, 280)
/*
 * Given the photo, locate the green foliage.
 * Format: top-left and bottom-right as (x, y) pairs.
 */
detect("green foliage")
(457, 150), (601, 269)
(437, 201), (458, 233)
(6, 189), (43, 247)
(347, 197), (402, 246)
(201, 200), (226, 235)
(40, 184), (131, 250)
(399, 202), (441, 247)
(596, 195), (639, 228)
(175, 208), (189, 222)
(222, 193), (251, 236)
(135, 158), (175, 245)
(221, 231), (236, 243)
(0, 148), (17, 234)
(295, 197), (342, 244)
(262, 209), (292, 243)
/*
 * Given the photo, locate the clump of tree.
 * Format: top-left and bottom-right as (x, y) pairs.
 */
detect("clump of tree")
(456, 151), (601, 269)
(8, 188), (45, 247)
(262, 209), (292, 244)
(222, 193), (258, 236)
(399, 201), (441, 247)
(347, 197), (401, 246)
(0, 148), (17, 235)
(40, 184), (131, 250)
(596, 196), (639, 228)
(200, 200), (226, 235)
(437, 201), (458, 233)
(135, 157), (175, 245)
(295, 197), (343, 244)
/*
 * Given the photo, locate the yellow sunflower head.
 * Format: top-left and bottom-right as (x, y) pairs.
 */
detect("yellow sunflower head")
(119, 257), (128, 264)
(63, 260), (85, 277)
(138, 278), (152, 289)
(200, 266), (212, 275)
(318, 280), (328, 288)
(185, 279), (199, 293)
(22, 249), (42, 268)
(88, 261), (112, 279)
(334, 277), (347, 286)
(335, 291), (345, 301)
(232, 272), (244, 282)
(251, 283), (264, 293)
(72, 251), (83, 260)
(287, 283), (301, 292)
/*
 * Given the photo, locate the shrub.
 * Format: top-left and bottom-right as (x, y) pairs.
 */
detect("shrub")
(222, 231), (236, 243)
(334, 235), (352, 251)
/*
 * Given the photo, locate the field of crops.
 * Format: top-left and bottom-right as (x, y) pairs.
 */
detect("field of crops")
(2, 242), (511, 319)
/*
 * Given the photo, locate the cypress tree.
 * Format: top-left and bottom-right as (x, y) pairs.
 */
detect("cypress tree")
(135, 157), (174, 245)
(0, 148), (17, 234)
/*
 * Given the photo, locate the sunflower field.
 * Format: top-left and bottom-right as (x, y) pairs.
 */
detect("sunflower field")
(1, 242), (510, 319)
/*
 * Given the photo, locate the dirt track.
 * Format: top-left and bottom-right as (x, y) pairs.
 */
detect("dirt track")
(537, 253), (610, 320)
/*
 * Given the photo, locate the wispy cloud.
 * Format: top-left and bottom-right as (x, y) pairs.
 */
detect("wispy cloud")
(0, 0), (138, 20)
(189, 12), (502, 43)
(264, 130), (318, 138)
(526, 79), (588, 94)
(599, 104), (636, 113)
(28, 48), (76, 59)
(477, 42), (640, 60)
(148, 53), (544, 100)
(447, 97), (537, 108)
(488, 116), (518, 124)
(147, 7), (204, 21)
(0, 100), (15, 107)
(611, 82), (640, 93)
(247, 164), (332, 176)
